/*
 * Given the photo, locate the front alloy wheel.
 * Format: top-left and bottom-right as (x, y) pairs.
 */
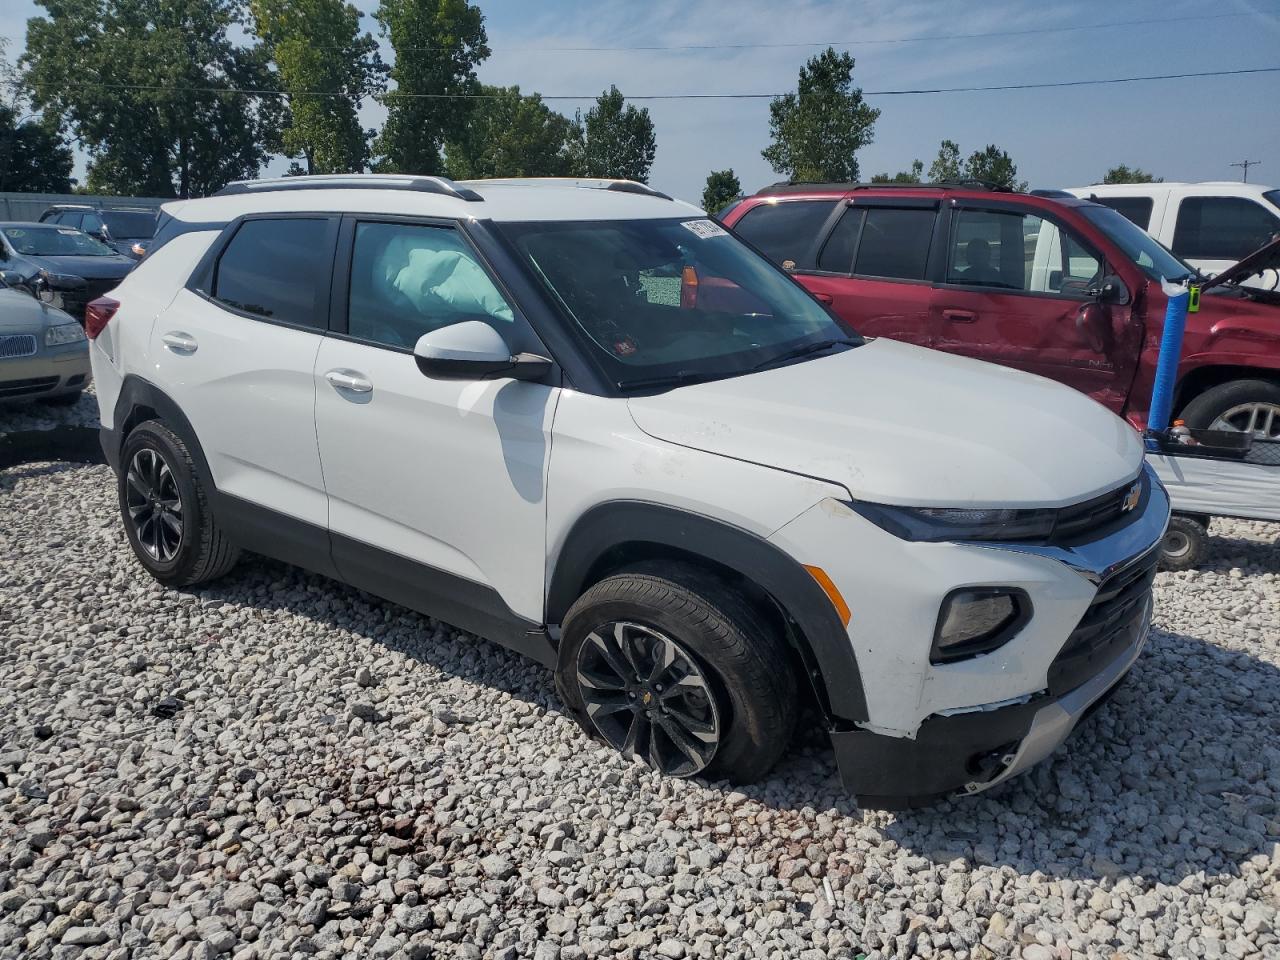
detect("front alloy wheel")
(125, 447), (184, 562)
(576, 621), (721, 777)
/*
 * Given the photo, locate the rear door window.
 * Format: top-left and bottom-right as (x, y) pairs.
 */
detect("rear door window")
(1173, 197), (1280, 261)
(1097, 196), (1154, 231)
(852, 207), (935, 281)
(732, 200), (837, 268)
(213, 218), (332, 329)
(816, 208), (861, 273)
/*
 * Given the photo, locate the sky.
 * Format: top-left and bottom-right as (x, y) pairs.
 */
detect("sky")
(2, 0), (1279, 204)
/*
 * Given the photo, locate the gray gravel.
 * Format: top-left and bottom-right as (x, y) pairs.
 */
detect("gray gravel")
(1, 400), (1278, 959)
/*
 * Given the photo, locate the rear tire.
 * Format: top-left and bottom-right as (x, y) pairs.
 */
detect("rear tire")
(1180, 379), (1280, 439)
(555, 563), (797, 784)
(118, 420), (240, 587)
(1159, 515), (1208, 571)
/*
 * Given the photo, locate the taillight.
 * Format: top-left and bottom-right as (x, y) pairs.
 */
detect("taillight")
(680, 265), (698, 309)
(84, 296), (120, 339)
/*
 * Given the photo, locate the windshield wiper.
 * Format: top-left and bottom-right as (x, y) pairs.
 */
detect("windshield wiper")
(616, 370), (718, 392)
(751, 337), (859, 372)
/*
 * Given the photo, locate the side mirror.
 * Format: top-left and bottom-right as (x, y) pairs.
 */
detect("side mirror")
(1075, 301), (1114, 354)
(1090, 274), (1129, 305)
(413, 320), (551, 382)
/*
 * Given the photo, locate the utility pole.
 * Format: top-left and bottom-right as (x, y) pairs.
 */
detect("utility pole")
(1229, 159), (1260, 182)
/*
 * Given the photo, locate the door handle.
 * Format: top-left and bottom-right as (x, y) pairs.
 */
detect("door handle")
(814, 292), (835, 304)
(942, 309), (977, 323)
(161, 331), (198, 353)
(325, 369), (373, 394)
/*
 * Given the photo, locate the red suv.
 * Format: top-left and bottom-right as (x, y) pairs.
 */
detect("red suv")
(720, 183), (1280, 437)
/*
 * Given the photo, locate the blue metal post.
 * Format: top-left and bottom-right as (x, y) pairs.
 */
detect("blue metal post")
(1146, 281), (1190, 444)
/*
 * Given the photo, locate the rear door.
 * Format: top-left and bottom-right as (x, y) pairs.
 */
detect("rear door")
(154, 214), (337, 568)
(929, 201), (1140, 412)
(796, 199), (940, 347)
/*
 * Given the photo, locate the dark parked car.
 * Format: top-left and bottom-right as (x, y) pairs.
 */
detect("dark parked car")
(0, 222), (132, 323)
(720, 182), (1280, 438)
(39, 204), (158, 260)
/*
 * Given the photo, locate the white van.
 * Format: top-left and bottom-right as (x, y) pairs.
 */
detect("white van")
(1063, 182), (1280, 290)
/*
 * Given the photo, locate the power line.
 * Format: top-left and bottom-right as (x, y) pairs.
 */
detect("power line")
(9, 66), (1280, 101)
(310, 11), (1250, 53)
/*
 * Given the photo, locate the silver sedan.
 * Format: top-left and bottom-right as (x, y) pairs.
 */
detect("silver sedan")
(0, 283), (92, 405)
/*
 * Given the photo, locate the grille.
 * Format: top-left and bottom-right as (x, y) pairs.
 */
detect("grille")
(0, 334), (37, 359)
(1048, 547), (1158, 696)
(1048, 475), (1144, 545)
(0, 375), (59, 398)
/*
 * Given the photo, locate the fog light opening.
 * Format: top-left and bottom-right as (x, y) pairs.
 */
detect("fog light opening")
(931, 587), (1031, 664)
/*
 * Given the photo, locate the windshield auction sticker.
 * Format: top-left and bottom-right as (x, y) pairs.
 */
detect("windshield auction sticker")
(681, 219), (729, 240)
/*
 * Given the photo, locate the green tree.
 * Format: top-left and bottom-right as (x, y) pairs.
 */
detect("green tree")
(0, 103), (75, 192)
(22, 0), (275, 198)
(964, 144), (1026, 191)
(443, 85), (576, 179)
(701, 169), (741, 213)
(928, 140), (963, 182)
(374, 0), (488, 175)
(762, 48), (879, 182)
(569, 86), (657, 183)
(1102, 164), (1161, 184)
(871, 159), (923, 184)
(252, 0), (384, 175)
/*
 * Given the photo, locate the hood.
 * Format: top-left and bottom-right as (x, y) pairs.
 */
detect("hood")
(0, 287), (67, 332)
(1200, 233), (1280, 291)
(19, 252), (133, 281)
(627, 339), (1143, 508)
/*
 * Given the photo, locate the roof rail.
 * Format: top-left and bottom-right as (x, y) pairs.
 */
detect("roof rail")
(756, 179), (1015, 196)
(213, 174), (484, 202)
(462, 177), (673, 201)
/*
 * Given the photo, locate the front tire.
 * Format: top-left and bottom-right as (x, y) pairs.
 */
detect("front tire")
(118, 420), (240, 587)
(1180, 379), (1280, 439)
(555, 564), (797, 784)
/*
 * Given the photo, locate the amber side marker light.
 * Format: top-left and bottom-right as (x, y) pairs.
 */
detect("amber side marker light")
(803, 565), (851, 627)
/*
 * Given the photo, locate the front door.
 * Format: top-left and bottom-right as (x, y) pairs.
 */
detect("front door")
(313, 217), (558, 641)
(929, 203), (1140, 413)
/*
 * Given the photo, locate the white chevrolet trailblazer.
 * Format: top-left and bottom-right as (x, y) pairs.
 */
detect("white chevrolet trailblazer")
(87, 175), (1169, 807)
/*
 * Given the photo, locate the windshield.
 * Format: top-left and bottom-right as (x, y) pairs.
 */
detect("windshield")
(2, 226), (117, 258)
(1079, 205), (1193, 282)
(498, 217), (857, 388)
(102, 211), (157, 239)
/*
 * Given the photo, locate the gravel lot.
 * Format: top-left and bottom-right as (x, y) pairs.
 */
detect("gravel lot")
(1, 393), (1278, 960)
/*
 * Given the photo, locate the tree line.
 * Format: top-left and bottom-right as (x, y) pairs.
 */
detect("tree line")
(0, 5), (1162, 203)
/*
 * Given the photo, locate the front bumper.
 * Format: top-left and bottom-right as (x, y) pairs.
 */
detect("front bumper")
(834, 591), (1151, 809)
(0, 344), (92, 401)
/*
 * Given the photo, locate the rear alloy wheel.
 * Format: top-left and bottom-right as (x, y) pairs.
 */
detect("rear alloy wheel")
(1180, 379), (1280, 440)
(126, 447), (185, 563)
(575, 621), (721, 777)
(118, 420), (240, 586)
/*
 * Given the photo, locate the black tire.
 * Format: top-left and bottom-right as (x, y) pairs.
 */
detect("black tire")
(1180, 379), (1280, 437)
(1159, 515), (1208, 571)
(40, 390), (82, 407)
(118, 420), (240, 587)
(555, 563), (797, 784)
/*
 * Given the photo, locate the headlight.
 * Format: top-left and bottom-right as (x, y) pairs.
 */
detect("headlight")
(131, 241), (148, 257)
(45, 323), (87, 346)
(932, 588), (1030, 663)
(850, 502), (1056, 542)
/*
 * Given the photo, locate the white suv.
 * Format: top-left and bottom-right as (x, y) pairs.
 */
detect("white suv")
(86, 175), (1169, 807)
(1064, 181), (1280, 290)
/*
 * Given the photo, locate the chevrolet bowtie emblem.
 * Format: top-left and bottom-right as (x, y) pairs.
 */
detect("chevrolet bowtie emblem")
(1121, 482), (1141, 513)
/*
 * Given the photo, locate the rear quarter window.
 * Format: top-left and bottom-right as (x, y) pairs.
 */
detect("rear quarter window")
(1097, 196), (1154, 231)
(732, 200), (837, 268)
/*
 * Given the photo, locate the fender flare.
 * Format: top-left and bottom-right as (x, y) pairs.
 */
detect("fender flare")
(107, 376), (214, 486)
(546, 500), (869, 723)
